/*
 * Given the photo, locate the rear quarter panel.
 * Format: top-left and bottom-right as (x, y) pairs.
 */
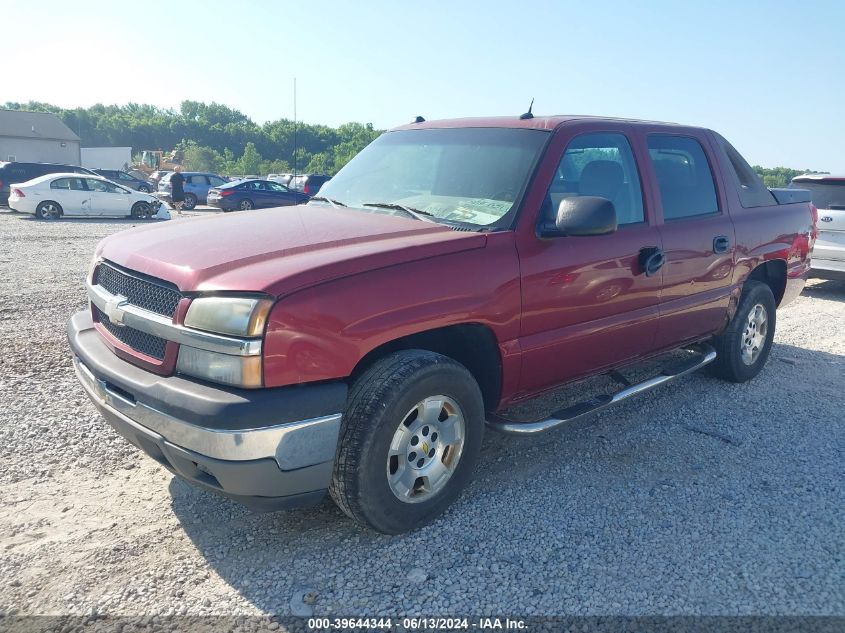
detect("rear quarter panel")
(706, 131), (812, 308)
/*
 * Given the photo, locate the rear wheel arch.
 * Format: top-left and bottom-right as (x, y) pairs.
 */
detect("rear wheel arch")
(349, 323), (503, 412)
(36, 200), (63, 219)
(746, 259), (787, 306)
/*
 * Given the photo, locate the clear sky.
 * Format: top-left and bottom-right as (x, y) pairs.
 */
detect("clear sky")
(5, 0), (844, 171)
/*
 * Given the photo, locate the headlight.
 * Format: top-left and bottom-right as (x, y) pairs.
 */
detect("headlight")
(183, 296), (273, 337)
(176, 346), (262, 388)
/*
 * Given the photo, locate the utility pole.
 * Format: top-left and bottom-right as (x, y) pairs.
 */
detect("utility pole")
(293, 77), (297, 180)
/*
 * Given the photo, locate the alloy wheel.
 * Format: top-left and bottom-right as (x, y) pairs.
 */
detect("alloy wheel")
(386, 395), (466, 503)
(740, 303), (768, 365)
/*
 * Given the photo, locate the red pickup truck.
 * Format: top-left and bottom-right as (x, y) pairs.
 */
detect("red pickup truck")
(68, 115), (815, 534)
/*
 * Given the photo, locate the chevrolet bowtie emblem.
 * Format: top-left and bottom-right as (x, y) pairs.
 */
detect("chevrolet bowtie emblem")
(104, 294), (129, 327)
(422, 441), (430, 454)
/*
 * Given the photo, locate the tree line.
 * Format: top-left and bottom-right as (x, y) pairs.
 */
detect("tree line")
(1, 101), (826, 182)
(2, 101), (382, 176)
(751, 166), (826, 188)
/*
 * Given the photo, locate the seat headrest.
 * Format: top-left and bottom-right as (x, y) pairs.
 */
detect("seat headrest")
(579, 160), (624, 200)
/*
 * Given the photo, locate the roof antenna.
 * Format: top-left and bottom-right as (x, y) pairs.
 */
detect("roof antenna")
(412, 115), (425, 123)
(519, 98), (534, 120)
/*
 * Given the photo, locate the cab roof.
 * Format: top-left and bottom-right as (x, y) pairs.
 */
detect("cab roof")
(392, 114), (701, 132)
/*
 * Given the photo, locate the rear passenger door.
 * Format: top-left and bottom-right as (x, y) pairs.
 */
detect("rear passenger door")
(187, 174), (210, 202)
(645, 133), (736, 348)
(50, 177), (91, 215)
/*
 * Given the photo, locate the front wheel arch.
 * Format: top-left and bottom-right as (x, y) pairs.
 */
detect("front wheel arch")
(349, 323), (503, 413)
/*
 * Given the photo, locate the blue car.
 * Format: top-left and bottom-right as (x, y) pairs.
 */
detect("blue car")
(206, 179), (309, 211)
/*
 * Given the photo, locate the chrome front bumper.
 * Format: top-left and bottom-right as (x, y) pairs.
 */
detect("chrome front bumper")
(73, 356), (341, 469)
(68, 310), (347, 509)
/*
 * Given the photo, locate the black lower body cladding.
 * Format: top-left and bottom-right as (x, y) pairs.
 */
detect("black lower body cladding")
(67, 311), (348, 510)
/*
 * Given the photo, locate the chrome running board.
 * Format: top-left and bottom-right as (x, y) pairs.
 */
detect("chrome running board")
(487, 343), (717, 435)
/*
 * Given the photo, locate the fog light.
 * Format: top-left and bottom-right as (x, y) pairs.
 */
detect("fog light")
(176, 346), (262, 388)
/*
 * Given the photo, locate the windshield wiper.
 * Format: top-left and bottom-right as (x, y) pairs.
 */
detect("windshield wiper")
(362, 202), (435, 222)
(311, 196), (346, 208)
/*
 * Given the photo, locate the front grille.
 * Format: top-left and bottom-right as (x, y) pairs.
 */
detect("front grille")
(93, 305), (168, 360)
(94, 262), (182, 317)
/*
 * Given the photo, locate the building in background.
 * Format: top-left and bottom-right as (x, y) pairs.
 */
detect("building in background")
(81, 147), (132, 170)
(0, 110), (81, 164)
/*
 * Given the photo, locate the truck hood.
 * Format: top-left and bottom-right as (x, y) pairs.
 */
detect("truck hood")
(96, 205), (486, 297)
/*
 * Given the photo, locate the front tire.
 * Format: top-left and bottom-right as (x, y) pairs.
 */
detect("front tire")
(182, 193), (197, 210)
(137, 185), (151, 193)
(131, 201), (153, 219)
(709, 280), (776, 383)
(330, 350), (485, 534)
(35, 201), (62, 220)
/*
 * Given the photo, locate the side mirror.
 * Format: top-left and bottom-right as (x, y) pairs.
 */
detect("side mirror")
(540, 196), (618, 237)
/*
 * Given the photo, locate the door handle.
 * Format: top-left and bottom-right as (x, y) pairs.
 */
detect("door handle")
(713, 235), (731, 254)
(639, 247), (665, 277)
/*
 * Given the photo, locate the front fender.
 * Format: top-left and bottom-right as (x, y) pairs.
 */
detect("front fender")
(262, 233), (521, 388)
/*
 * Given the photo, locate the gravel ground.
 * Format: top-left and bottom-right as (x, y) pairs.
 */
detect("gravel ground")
(0, 209), (843, 620)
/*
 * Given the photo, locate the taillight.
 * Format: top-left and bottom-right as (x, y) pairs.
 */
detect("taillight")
(303, 184), (310, 194)
(220, 189), (234, 197)
(12, 188), (24, 198)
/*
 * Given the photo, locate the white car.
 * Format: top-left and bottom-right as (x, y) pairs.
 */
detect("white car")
(791, 174), (845, 280)
(8, 173), (170, 220)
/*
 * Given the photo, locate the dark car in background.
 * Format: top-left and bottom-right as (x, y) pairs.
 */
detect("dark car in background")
(289, 173), (331, 195)
(157, 171), (228, 209)
(0, 161), (96, 205)
(92, 169), (155, 193)
(207, 179), (309, 211)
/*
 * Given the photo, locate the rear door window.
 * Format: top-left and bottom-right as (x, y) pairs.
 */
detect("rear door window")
(52, 177), (86, 190)
(647, 135), (719, 220)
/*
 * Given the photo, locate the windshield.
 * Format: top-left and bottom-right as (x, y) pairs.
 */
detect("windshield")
(316, 128), (549, 228)
(790, 180), (845, 210)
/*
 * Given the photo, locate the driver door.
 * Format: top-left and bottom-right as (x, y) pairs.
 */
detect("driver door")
(516, 130), (664, 395)
(86, 178), (130, 216)
(266, 181), (299, 206)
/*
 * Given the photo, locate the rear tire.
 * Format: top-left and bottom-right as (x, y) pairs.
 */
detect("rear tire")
(709, 280), (776, 383)
(137, 185), (151, 193)
(35, 201), (62, 220)
(330, 350), (485, 534)
(238, 199), (254, 211)
(182, 194), (197, 210)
